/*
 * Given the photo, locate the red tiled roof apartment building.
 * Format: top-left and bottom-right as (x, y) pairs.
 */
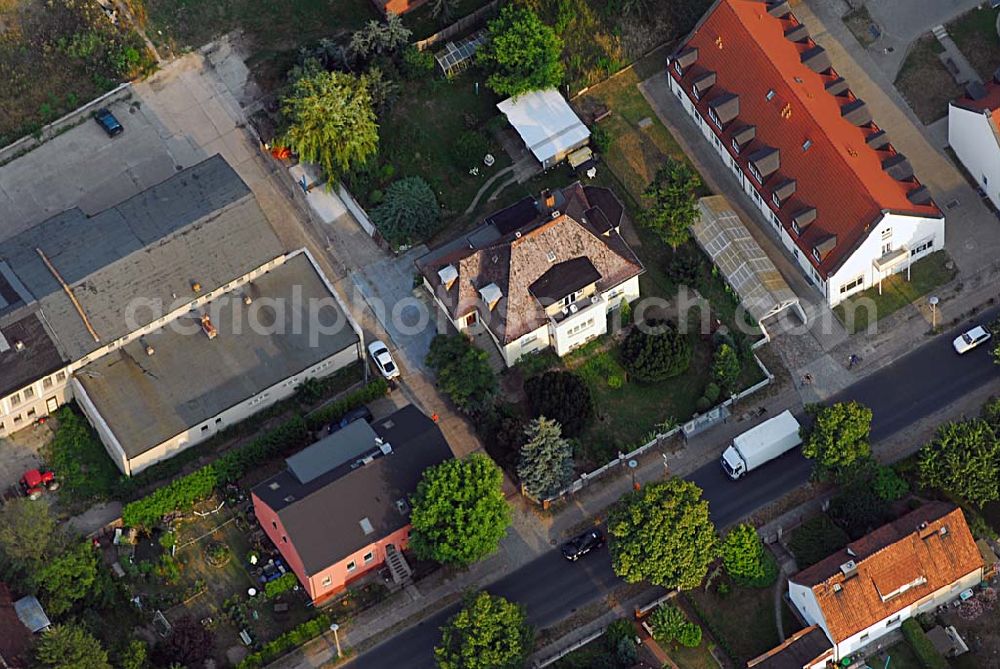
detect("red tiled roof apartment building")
(787, 502), (983, 662)
(668, 0), (944, 307)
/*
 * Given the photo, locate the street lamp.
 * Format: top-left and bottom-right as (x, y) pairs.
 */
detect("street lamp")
(929, 296), (939, 330)
(329, 622), (342, 658)
(628, 459), (639, 490)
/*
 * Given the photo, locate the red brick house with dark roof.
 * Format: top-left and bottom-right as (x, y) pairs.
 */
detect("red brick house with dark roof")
(786, 502), (983, 662)
(416, 183), (643, 366)
(949, 77), (1000, 212)
(668, 0), (944, 306)
(251, 405), (452, 605)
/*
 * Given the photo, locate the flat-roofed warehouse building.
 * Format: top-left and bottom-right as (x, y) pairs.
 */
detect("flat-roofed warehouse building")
(0, 155), (363, 474)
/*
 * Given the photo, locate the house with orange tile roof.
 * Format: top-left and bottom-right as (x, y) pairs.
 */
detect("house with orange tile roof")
(786, 502), (983, 661)
(415, 183), (643, 366)
(668, 0), (944, 307)
(949, 77), (1000, 212)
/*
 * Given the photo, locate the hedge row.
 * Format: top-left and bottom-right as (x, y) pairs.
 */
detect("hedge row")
(901, 619), (948, 669)
(237, 613), (331, 669)
(122, 379), (388, 529)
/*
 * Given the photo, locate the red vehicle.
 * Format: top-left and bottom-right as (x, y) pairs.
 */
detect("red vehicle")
(19, 469), (59, 500)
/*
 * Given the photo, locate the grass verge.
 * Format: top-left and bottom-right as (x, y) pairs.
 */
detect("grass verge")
(832, 250), (956, 335)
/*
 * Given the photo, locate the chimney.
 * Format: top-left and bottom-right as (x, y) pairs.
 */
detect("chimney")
(839, 560), (858, 579)
(191, 281), (202, 293)
(542, 189), (556, 210)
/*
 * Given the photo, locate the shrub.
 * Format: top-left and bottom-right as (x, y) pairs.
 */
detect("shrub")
(650, 605), (702, 648)
(620, 320), (692, 382)
(703, 382), (721, 403)
(591, 125), (612, 153)
(902, 619), (948, 669)
(43, 406), (123, 503)
(607, 374), (624, 389)
(695, 396), (711, 412)
(478, 401), (528, 472)
(237, 614), (331, 668)
(873, 464), (909, 501)
(524, 371), (593, 437)
(619, 299), (632, 327)
(426, 335), (498, 416)
(665, 247), (701, 287)
(604, 618), (637, 665)
(828, 480), (892, 540)
(265, 572), (298, 598)
(787, 515), (850, 568)
(711, 344), (741, 393)
(401, 45), (435, 79)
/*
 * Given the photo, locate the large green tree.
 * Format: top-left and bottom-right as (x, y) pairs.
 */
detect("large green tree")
(371, 176), (441, 248)
(641, 158), (701, 250)
(33, 541), (99, 616)
(920, 418), (1000, 507)
(280, 70), (378, 182)
(801, 401), (873, 475)
(34, 624), (112, 669)
(478, 4), (564, 97)
(608, 478), (717, 589)
(426, 334), (498, 415)
(517, 417), (574, 499)
(0, 497), (63, 584)
(410, 454), (511, 566)
(721, 523), (777, 588)
(434, 591), (532, 669)
(349, 12), (411, 60)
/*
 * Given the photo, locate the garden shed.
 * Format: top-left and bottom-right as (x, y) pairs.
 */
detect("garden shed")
(497, 89), (590, 169)
(692, 196), (806, 341)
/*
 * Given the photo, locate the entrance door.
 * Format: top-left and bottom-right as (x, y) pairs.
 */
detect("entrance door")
(45, 397), (58, 413)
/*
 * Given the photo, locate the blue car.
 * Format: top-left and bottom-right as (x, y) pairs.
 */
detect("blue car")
(94, 108), (123, 137)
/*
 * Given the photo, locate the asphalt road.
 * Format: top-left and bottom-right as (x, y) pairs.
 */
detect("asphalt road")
(351, 313), (1000, 668)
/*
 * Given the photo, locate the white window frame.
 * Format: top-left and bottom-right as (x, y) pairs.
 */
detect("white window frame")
(731, 137), (741, 154)
(673, 61), (682, 76)
(322, 576), (333, 587)
(708, 107), (721, 128)
(346, 560), (356, 572)
(748, 163), (762, 182)
(363, 551), (374, 564)
(771, 191), (782, 208)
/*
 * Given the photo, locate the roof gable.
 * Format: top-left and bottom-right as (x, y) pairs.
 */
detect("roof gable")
(671, 0), (941, 276)
(791, 503), (982, 642)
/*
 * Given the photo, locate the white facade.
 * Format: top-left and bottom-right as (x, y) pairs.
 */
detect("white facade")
(75, 345), (360, 476)
(949, 103), (1000, 211)
(669, 76), (944, 307)
(789, 567), (982, 660)
(427, 274), (640, 367)
(0, 371), (71, 437)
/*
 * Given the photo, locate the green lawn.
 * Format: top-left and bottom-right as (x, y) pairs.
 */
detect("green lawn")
(894, 34), (964, 125)
(833, 250), (956, 335)
(868, 640), (925, 669)
(349, 68), (511, 238)
(948, 6), (1000, 82)
(670, 640), (723, 669)
(684, 582), (781, 665)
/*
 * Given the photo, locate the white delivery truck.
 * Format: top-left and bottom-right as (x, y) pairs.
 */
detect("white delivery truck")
(720, 410), (802, 480)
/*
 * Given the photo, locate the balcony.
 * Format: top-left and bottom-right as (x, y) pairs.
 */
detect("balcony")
(551, 293), (604, 324)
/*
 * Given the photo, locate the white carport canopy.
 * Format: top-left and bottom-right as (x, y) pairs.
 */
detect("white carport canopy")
(692, 196), (806, 340)
(497, 89), (590, 165)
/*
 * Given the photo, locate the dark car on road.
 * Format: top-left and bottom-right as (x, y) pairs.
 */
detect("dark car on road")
(94, 108), (123, 137)
(561, 528), (605, 562)
(327, 405), (374, 434)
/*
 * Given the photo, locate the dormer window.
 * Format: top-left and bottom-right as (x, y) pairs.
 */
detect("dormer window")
(791, 220), (801, 235)
(732, 137), (741, 154)
(749, 163), (762, 182)
(692, 86), (701, 101)
(772, 192), (782, 208)
(771, 179), (796, 208)
(708, 107), (721, 127)
(812, 248), (822, 262)
(673, 60), (683, 76)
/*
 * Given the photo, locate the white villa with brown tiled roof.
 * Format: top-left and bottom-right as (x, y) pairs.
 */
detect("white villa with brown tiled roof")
(784, 502), (984, 663)
(416, 184), (643, 367)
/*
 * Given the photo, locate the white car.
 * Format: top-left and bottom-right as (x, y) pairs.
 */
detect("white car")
(368, 340), (400, 380)
(953, 325), (992, 354)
